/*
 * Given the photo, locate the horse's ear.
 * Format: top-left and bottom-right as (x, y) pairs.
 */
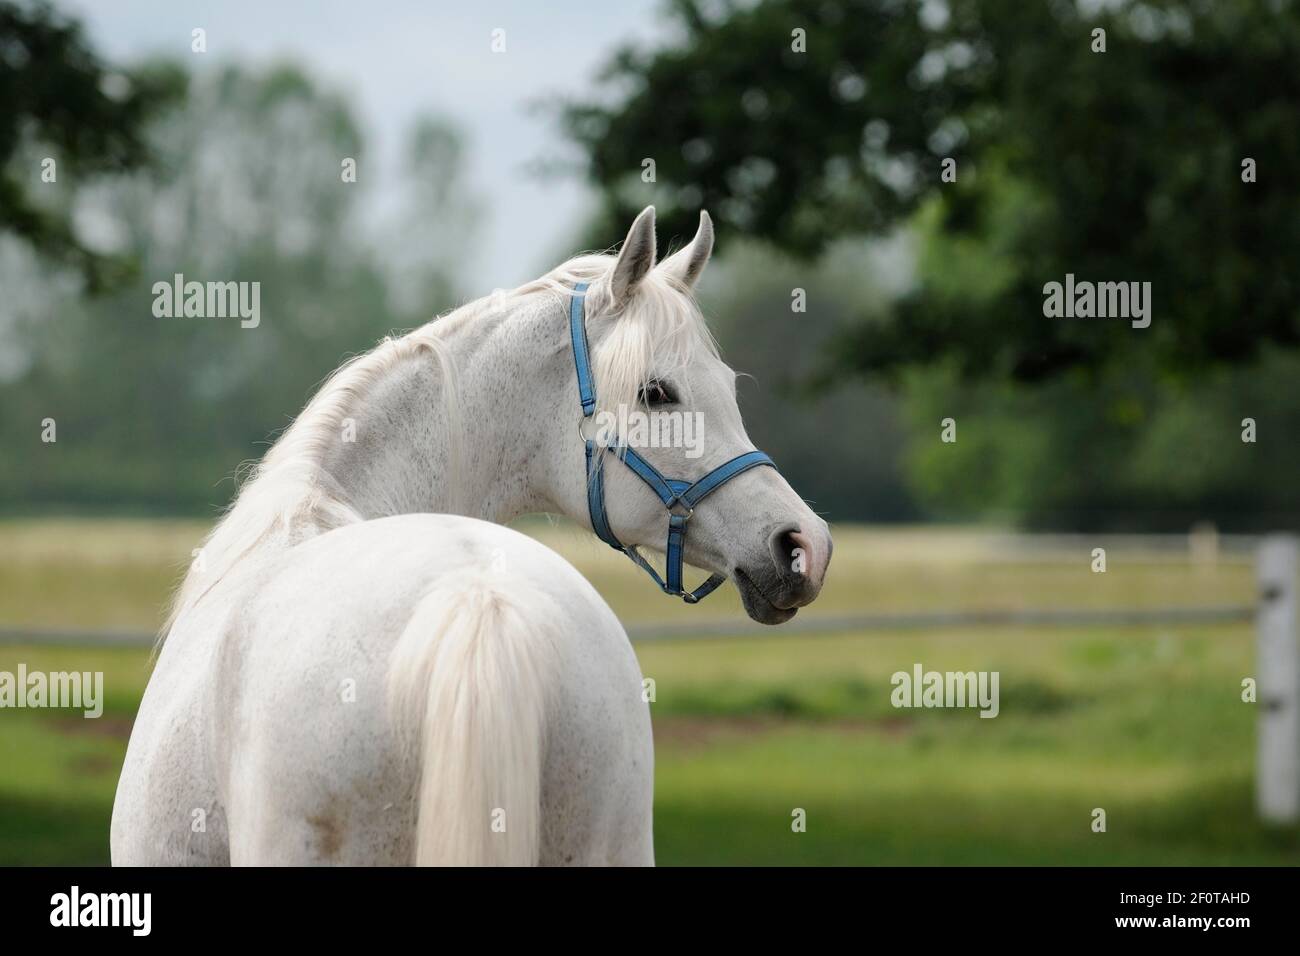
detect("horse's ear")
(657, 211), (714, 291)
(609, 206), (657, 307)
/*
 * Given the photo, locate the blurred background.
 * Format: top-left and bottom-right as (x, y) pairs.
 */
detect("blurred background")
(1, 0), (1297, 864)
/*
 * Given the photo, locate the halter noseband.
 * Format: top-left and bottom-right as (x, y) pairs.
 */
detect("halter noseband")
(569, 281), (777, 603)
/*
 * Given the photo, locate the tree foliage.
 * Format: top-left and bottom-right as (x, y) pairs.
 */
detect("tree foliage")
(0, 0), (182, 289)
(0, 63), (475, 513)
(563, 0), (1300, 382)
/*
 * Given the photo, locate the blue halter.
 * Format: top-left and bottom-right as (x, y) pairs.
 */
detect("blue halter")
(569, 281), (777, 603)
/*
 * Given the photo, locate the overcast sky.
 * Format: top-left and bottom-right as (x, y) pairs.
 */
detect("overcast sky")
(57, 0), (665, 288)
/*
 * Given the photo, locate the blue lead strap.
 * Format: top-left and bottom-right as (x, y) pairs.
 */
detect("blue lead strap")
(569, 280), (777, 603)
(584, 440), (620, 547)
(570, 283), (597, 417)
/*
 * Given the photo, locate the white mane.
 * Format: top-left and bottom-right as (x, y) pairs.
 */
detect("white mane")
(161, 251), (716, 641)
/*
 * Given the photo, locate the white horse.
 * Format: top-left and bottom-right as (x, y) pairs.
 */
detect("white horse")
(111, 207), (832, 866)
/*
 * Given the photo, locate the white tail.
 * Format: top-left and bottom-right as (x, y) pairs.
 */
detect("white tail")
(387, 569), (559, 865)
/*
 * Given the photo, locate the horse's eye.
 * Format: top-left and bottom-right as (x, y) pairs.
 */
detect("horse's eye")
(639, 380), (676, 407)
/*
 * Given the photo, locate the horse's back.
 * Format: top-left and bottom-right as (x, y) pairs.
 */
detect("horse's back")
(112, 514), (653, 866)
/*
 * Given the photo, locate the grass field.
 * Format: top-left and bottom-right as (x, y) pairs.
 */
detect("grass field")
(1, 518), (1296, 865)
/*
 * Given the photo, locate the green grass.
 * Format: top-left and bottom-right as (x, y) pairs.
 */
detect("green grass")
(643, 624), (1296, 864)
(1, 518), (1294, 865)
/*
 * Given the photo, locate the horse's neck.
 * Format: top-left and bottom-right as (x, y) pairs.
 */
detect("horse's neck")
(166, 295), (568, 637)
(295, 302), (556, 534)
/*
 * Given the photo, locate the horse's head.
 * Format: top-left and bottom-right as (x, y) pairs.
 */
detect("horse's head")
(548, 206), (831, 624)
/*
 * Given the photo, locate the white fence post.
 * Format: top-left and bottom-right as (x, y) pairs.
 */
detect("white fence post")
(1257, 534), (1299, 823)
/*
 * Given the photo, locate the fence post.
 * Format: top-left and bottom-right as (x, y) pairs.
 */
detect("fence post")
(1257, 534), (1299, 823)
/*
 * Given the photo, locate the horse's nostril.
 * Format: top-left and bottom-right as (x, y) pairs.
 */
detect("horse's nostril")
(768, 524), (805, 577)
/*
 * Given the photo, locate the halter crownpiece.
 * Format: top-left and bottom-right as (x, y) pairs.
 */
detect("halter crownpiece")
(569, 281), (777, 603)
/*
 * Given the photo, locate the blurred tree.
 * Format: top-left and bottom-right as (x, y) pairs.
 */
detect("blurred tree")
(0, 62), (475, 513)
(0, 0), (182, 289)
(900, 181), (1300, 530)
(562, 0), (1300, 382)
(901, 349), (1300, 531)
(383, 116), (485, 317)
(705, 239), (921, 522)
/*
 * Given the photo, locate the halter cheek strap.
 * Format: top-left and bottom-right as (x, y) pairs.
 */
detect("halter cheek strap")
(569, 281), (777, 603)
